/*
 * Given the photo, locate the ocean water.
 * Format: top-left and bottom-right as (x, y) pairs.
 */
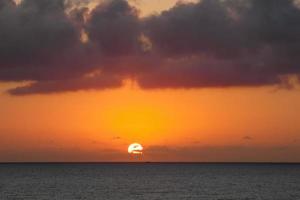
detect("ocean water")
(0, 163), (299, 200)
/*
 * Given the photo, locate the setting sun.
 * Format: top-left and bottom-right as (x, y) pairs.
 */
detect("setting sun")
(0, 0), (300, 199)
(128, 143), (143, 154)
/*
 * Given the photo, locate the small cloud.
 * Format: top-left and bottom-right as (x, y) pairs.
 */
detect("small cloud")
(91, 140), (99, 144)
(243, 136), (253, 140)
(113, 136), (121, 140)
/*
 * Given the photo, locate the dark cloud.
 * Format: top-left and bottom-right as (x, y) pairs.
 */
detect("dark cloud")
(136, 55), (282, 89)
(138, 0), (300, 89)
(0, 0), (300, 95)
(8, 74), (123, 95)
(0, 0), (77, 64)
(86, 0), (142, 56)
(144, 0), (241, 58)
(0, 0), (91, 82)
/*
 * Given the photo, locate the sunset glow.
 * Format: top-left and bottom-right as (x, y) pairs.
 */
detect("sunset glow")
(0, 0), (300, 162)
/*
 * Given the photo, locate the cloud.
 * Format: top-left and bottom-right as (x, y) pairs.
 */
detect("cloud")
(85, 0), (142, 56)
(0, 0), (300, 95)
(0, 0), (90, 82)
(243, 136), (253, 140)
(144, 145), (300, 162)
(8, 74), (123, 95)
(0, 146), (129, 162)
(139, 0), (300, 89)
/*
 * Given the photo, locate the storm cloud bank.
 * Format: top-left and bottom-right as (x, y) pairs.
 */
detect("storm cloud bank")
(1, 0), (300, 95)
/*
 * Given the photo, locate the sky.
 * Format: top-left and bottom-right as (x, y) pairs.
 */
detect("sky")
(0, 0), (300, 162)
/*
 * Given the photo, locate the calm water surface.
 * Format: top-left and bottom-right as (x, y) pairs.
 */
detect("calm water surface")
(0, 163), (299, 200)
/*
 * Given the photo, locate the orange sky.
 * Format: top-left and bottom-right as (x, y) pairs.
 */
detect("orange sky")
(131, 0), (198, 16)
(1, 81), (300, 162)
(0, 0), (300, 162)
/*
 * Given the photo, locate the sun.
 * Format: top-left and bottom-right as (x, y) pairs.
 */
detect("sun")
(128, 143), (143, 154)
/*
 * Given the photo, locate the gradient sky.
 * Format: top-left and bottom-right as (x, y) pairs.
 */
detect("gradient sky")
(0, 0), (300, 162)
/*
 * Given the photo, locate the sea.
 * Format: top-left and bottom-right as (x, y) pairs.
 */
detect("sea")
(0, 163), (299, 200)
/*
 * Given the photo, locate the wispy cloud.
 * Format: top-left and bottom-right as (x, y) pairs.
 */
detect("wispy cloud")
(144, 144), (300, 162)
(243, 136), (253, 140)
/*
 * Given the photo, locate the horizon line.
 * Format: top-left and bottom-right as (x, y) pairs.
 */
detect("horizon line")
(0, 162), (299, 165)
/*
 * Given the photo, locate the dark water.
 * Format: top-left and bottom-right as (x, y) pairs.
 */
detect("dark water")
(0, 163), (299, 200)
